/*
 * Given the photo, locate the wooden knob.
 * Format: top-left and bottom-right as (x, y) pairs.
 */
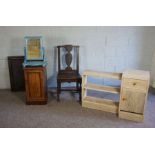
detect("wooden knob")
(122, 98), (126, 101)
(133, 82), (136, 86)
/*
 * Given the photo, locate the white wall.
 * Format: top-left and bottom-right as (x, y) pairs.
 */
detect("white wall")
(0, 26), (155, 89)
(150, 29), (155, 88)
(151, 51), (155, 88)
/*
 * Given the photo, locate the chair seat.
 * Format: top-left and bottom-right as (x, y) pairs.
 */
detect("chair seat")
(57, 71), (81, 81)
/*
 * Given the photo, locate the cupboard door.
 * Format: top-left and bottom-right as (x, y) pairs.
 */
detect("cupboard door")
(120, 89), (146, 114)
(25, 69), (45, 101)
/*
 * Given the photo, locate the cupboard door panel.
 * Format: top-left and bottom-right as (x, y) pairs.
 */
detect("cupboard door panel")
(120, 89), (146, 114)
(24, 67), (47, 104)
(26, 71), (44, 100)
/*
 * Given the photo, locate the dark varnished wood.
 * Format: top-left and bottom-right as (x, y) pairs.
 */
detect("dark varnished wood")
(24, 67), (47, 105)
(8, 56), (25, 91)
(57, 45), (81, 102)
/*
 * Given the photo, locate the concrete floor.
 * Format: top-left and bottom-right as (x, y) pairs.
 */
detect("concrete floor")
(0, 88), (155, 128)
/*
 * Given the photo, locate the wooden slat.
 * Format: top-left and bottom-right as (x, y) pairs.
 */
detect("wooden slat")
(84, 83), (120, 94)
(119, 110), (144, 122)
(82, 75), (87, 99)
(82, 96), (119, 113)
(83, 96), (118, 106)
(83, 70), (122, 80)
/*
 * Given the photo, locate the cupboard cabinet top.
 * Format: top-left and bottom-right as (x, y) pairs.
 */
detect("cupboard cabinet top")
(123, 70), (150, 80)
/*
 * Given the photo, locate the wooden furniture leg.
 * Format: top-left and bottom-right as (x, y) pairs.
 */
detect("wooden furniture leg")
(76, 82), (79, 90)
(57, 81), (61, 102)
(79, 81), (82, 102)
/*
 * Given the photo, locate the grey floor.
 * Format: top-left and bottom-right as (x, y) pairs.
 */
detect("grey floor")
(0, 88), (155, 128)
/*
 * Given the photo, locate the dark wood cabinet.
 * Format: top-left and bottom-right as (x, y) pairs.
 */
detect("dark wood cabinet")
(24, 67), (47, 105)
(8, 56), (25, 91)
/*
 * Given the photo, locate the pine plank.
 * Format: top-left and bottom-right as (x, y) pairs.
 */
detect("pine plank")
(84, 83), (120, 94)
(82, 96), (119, 113)
(83, 70), (122, 80)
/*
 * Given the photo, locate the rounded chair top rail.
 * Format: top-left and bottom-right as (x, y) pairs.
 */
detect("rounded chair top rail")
(57, 45), (79, 48)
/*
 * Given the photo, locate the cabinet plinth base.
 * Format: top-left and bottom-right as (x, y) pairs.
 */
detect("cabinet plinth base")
(119, 110), (144, 122)
(26, 100), (47, 105)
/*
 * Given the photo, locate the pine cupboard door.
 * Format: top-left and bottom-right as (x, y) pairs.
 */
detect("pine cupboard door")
(24, 67), (47, 103)
(120, 89), (146, 114)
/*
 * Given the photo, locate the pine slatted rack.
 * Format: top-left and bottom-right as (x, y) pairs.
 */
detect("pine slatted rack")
(82, 70), (122, 114)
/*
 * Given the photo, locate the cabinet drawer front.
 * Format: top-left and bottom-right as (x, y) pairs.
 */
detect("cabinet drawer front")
(122, 78), (147, 91)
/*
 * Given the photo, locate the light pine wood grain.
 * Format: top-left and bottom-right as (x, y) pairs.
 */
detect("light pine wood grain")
(84, 83), (120, 94)
(82, 70), (121, 114)
(119, 70), (150, 122)
(123, 70), (150, 80)
(120, 89), (146, 114)
(119, 110), (144, 122)
(122, 78), (147, 92)
(82, 75), (87, 100)
(83, 70), (122, 80)
(82, 69), (149, 122)
(83, 96), (118, 114)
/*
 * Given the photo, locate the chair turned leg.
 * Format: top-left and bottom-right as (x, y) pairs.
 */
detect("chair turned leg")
(57, 81), (61, 102)
(76, 82), (79, 90)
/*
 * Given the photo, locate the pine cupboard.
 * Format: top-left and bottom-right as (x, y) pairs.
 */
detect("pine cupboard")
(24, 67), (47, 105)
(82, 69), (150, 122)
(119, 70), (150, 122)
